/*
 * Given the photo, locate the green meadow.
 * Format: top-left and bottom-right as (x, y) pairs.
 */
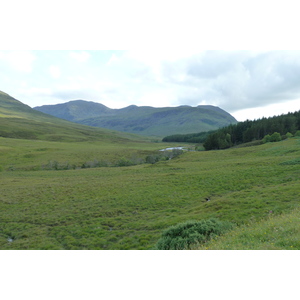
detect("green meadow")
(1, 135), (299, 250)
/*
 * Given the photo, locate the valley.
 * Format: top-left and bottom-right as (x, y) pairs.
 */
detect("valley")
(1, 136), (299, 249)
(1, 91), (300, 250)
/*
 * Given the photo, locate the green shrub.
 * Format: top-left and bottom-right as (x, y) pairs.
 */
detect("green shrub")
(155, 218), (234, 250)
(286, 132), (293, 138)
(115, 158), (135, 167)
(295, 130), (300, 137)
(263, 132), (282, 143)
(145, 155), (159, 164)
(270, 132), (282, 142)
(262, 134), (271, 143)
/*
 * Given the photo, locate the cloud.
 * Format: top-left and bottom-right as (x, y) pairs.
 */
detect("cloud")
(49, 65), (61, 79)
(106, 53), (120, 66)
(69, 51), (91, 63)
(1, 50), (300, 121)
(92, 50), (300, 113)
(233, 98), (300, 121)
(0, 50), (36, 73)
(153, 51), (300, 112)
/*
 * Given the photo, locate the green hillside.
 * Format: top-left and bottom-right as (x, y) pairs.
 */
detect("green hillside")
(34, 100), (237, 137)
(34, 100), (112, 121)
(0, 91), (148, 142)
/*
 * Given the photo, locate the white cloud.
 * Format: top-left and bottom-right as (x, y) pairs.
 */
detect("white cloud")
(233, 99), (300, 121)
(69, 51), (91, 63)
(106, 53), (120, 66)
(137, 89), (176, 108)
(49, 65), (61, 79)
(0, 50), (36, 73)
(25, 87), (53, 96)
(2, 50), (300, 122)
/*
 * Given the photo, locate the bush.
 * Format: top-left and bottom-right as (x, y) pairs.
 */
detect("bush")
(145, 155), (159, 164)
(155, 218), (234, 250)
(263, 132), (282, 143)
(262, 134), (271, 144)
(270, 132), (282, 142)
(115, 158), (135, 167)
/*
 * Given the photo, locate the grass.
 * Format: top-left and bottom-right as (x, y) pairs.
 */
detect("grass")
(1, 136), (300, 250)
(0, 137), (168, 171)
(197, 207), (300, 250)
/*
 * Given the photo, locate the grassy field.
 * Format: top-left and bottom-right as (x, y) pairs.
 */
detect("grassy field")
(1, 135), (299, 250)
(197, 207), (300, 250)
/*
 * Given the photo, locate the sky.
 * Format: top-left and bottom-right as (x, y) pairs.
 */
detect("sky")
(1, 1), (300, 124)
(1, 49), (300, 121)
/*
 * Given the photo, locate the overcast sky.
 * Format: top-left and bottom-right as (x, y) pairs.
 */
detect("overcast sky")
(1, 1), (300, 122)
(1, 50), (300, 121)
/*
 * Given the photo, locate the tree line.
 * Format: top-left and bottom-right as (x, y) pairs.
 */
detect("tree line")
(162, 130), (216, 143)
(203, 110), (300, 150)
(161, 110), (300, 150)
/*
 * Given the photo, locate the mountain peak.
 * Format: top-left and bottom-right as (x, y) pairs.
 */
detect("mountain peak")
(34, 100), (237, 137)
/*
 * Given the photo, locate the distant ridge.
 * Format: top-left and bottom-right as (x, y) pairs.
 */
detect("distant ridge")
(34, 100), (238, 137)
(0, 91), (144, 142)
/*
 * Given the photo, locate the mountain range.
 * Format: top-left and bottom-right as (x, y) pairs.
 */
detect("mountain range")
(34, 100), (238, 137)
(0, 91), (142, 142)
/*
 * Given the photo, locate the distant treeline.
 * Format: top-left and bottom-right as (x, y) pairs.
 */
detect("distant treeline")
(162, 130), (216, 143)
(203, 110), (300, 150)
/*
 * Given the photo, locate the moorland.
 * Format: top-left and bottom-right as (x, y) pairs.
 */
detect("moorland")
(1, 91), (300, 250)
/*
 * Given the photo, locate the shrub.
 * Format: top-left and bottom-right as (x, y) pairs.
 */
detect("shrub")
(155, 218), (234, 250)
(295, 130), (300, 137)
(145, 155), (159, 164)
(270, 132), (282, 142)
(263, 132), (282, 143)
(262, 134), (272, 144)
(115, 158), (135, 167)
(286, 132), (293, 138)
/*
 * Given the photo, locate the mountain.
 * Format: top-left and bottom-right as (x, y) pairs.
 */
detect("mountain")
(33, 100), (112, 122)
(34, 100), (238, 137)
(0, 91), (142, 142)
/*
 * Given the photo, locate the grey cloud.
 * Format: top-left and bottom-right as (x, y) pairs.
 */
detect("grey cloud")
(9, 50), (300, 115)
(163, 51), (300, 112)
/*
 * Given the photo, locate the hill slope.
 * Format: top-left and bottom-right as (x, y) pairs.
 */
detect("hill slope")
(34, 100), (237, 137)
(0, 91), (145, 142)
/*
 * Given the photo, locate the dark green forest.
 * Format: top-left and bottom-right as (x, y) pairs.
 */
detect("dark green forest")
(203, 110), (300, 150)
(162, 130), (216, 143)
(162, 110), (300, 150)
